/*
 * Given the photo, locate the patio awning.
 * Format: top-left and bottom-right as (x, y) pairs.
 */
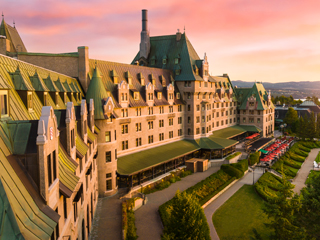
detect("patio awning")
(258, 149), (268, 154)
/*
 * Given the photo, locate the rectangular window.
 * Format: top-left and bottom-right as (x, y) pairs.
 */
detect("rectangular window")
(257, 118), (261, 123)
(136, 123), (142, 132)
(217, 121), (219, 127)
(188, 105), (191, 111)
(178, 117), (182, 124)
(136, 108), (141, 116)
(0, 91), (8, 117)
(63, 196), (67, 220)
(136, 138), (142, 147)
(106, 151), (111, 162)
(159, 106), (164, 114)
(196, 105), (200, 111)
(188, 128), (191, 135)
(105, 131), (111, 142)
(52, 150), (56, 180)
(243, 118), (246, 123)
(159, 133), (164, 141)
(169, 131), (173, 138)
(148, 135), (153, 144)
(121, 124), (128, 134)
(106, 179), (112, 191)
(178, 105), (182, 112)
(169, 106), (173, 113)
(249, 118), (254, 123)
(47, 154), (52, 187)
(202, 116), (205, 123)
(159, 119), (164, 127)
(188, 117), (191, 124)
(169, 118), (173, 126)
(148, 121), (154, 129)
(114, 130), (116, 140)
(121, 141), (128, 150)
(178, 129), (182, 136)
(28, 92), (33, 110)
(196, 128), (200, 134)
(148, 107), (153, 115)
(216, 112), (219, 117)
(202, 127), (205, 134)
(196, 116), (200, 123)
(221, 120), (224, 126)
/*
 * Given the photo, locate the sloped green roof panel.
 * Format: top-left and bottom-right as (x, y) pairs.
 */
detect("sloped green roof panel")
(0, 149), (56, 239)
(62, 81), (72, 92)
(30, 71), (49, 92)
(43, 76), (60, 92)
(211, 125), (246, 139)
(238, 125), (261, 132)
(54, 78), (67, 92)
(76, 132), (88, 157)
(86, 67), (109, 119)
(87, 126), (97, 143)
(117, 139), (200, 175)
(11, 66), (34, 91)
(0, 178), (24, 240)
(196, 137), (238, 150)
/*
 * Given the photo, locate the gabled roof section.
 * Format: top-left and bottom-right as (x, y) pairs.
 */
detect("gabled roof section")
(132, 33), (203, 81)
(86, 67), (109, 119)
(54, 78), (67, 92)
(43, 75), (60, 92)
(235, 82), (274, 110)
(88, 59), (176, 109)
(0, 18), (27, 53)
(10, 66), (34, 91)
(29, 70), (49, 92)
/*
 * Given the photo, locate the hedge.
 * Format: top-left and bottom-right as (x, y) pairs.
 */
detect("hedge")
(232, 159), (248, 173)
(249, 152), (260, 166)
(255, 172), (294, 202)
(122, 199), (138, 240)
(159, 170), (236, 228)
(226, 152), (241, 161)
(272, 160), (297, 178)
(221, 164), (244, 179)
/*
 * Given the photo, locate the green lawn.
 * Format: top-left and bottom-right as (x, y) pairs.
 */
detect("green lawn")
(212, 185), (272, 240)
(306, 170), (320, 185)
(315, 151), (320, 163)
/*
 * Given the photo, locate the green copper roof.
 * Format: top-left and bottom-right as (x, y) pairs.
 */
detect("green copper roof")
(86, 67), (109, 119)
(117, 139), (200, 175)
(0, 178), (24, 240)
(54, 78), (67, 92)
(58, 145), (79, 192)
(87, 126), (97, 143)
(11, 66), (34, 91)
(196, 137), (238, 149)
(76, 132), (88, 157)
(0, 149), (56, 239)
(30, 71), (49, 92)
(235, 82), (274, 110)
(43, 75), (60, 92)
(132, 33), (203, 81)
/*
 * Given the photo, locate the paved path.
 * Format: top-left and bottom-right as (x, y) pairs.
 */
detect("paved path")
(292, 148), (320, 193)
(89, 193), (123, 240)
(204, 168), (265, 240)
(134, 166), (220, 240)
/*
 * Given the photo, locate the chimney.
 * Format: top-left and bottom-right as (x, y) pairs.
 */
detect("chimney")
(176, 29), (182, 41)
(139, 9), (150, 59)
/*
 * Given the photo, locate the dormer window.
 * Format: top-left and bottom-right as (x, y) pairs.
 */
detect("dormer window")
(110, 70), (119, 84)
(0, 90), (9, 118)
(169, 93), (174, 100)
(176, 92), (180, 99)
(152, 79), (156, 86)
(121, 93), (128, 102)
(158, 92), (162, 99)
(205, 70), (208, 76)
(161, 76), (166, 87)
(28, 92), (33, 111)
(125, 71), (133, 85)
(141, 78), (145, 86)
(162, 55), (167, 65)
(175, 69), (180, 75)
(175, 54), (180, 64)
(194, 65), (199, 75)
(148, 93), (154, 100)
(151, 56), (156, 65)
(128, 78), (132, 85)
(134, 92), (139, 100)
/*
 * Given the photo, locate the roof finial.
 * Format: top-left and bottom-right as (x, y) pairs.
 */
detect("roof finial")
(13, 19), (15, 28)
(177, 28), (180, 33)
(95, 60), (97, 67)
(184, 25), (185, 33)
(1, 12), (4, 20)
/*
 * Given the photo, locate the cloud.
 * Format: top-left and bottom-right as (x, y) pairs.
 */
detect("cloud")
(1, 0), (320, 82)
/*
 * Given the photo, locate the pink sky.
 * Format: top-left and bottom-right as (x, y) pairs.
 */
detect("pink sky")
(2, 0), (320, 83)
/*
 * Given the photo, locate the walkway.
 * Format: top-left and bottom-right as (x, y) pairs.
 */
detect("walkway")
(134, 166), (220, 240)
(89, 193), (123, 240)
(292, 148), (320, 194)
(204, 168), (265, 240)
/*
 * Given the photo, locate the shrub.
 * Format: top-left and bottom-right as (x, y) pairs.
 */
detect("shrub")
(180, 170), (192, 178)
(127, 210), (138, 240)
(249, 152), (260, 166)
(156, 181), (171, 190)
(169, 176), (181, 183)
(226, 152), (241, 161)
(122, 199), (138, 240)
(295, 149), (308, 157)
(221, 164), (244, 179)
(298, 144), (311, 152)
(232, 159), (248, 173)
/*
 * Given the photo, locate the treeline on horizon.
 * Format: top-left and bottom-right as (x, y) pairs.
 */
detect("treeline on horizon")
(271, 95), (320, 105)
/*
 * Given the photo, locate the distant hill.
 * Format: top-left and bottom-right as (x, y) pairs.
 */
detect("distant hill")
(231, 80), (320, 90)
(231, 80), (320, 99)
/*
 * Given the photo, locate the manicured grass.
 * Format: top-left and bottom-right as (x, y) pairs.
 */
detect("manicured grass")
(306, 170), (320, 185)
(212, 185), (272, 240)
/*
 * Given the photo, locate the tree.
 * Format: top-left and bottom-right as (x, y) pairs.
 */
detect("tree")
(298, 172), (320, 240)
(297, 116), (307, 140)
(263, 169), (306, 240)
(162, 190), (210, 240)
(284, 107), (298, 127)
(307, 112), (316, 140)
(316, 113), (320, 138)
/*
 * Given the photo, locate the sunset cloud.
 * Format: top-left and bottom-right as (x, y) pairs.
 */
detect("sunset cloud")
(1, 0), (320, 82)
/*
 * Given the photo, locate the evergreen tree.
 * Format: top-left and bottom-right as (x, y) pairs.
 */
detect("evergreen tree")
(316, 113), (320, 139)
(298, 173), (320, 240)
(263, 170), (305, 240)
(162, 190), (210, 240)
(284, 107), (298, 127)
(306, 112), (316, 140)
(297, 116), (307, 140)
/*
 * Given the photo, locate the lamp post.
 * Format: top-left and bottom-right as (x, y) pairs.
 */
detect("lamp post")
(252, 167), (255, 185)
(283, 123), (287, 136)
(280, 124), (284, 137)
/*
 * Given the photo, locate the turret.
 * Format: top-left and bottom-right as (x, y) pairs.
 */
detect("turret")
(139, 9), (150, 60)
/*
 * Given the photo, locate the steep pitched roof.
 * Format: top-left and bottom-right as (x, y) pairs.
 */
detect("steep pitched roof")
(0, 18), (27, 53)
(132, 33), (203, 81)
(86, 67), (109, 119)
(235, 82), (274, 110)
